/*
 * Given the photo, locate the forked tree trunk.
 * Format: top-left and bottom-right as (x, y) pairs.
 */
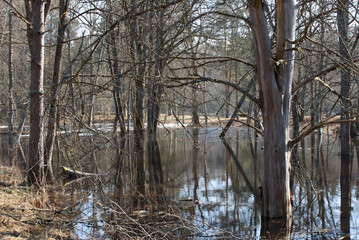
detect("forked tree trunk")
(25, 0), (51, 185)
(248, 0), (296, 221)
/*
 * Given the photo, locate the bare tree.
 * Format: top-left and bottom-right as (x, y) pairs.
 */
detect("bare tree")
(44, 0), (69, 183)
(248, 0), (296, 221)
(25, 0), (52, 185)
(106, 0), (126, 137)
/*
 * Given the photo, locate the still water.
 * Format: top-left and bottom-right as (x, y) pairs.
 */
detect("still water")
(3, 126), (359, 239)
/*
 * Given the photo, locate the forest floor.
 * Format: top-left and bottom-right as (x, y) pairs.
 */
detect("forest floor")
(0, 166), (73, 240)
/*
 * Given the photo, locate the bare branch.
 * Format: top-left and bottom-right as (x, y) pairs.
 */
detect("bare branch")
(166, 73), (260, 105)
(288, 115), (358, 150)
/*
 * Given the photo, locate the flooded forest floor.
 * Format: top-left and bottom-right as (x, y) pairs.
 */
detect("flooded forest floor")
(0, 165), (217, 239)
(0, 115), (345, 239)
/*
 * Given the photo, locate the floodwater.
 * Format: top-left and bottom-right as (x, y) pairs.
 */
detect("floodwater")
(2, 126), (359, 239)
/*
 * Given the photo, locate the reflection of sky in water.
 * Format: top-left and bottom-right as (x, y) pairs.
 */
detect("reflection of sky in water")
(178, 175), (261, 237)
(74, 192), (105, 239)
(64, 127), (359, 239)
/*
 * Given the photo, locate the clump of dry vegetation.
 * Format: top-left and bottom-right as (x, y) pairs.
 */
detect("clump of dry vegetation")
(0, 165), (237, 239)
(0, 165), (72, 240)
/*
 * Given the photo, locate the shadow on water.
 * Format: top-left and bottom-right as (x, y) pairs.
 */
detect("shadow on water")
(2, 126), (359, 239)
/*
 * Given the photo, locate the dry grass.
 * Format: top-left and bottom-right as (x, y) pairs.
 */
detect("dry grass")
(0, 166), (72, 240)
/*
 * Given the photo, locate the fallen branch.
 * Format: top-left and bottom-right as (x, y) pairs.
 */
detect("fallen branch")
(62, 166), (100, 178)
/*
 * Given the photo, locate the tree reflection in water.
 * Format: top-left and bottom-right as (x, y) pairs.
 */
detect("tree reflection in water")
(10, 126), (358, 239)
(340, 139), (353, 239)
(147, 137), (164, 197)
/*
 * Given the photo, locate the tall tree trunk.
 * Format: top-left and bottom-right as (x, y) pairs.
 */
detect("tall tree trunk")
(191, 84), (200, 126)
(248, 0), (296, 222)
(67, 28), (75, 116)
(127, 5), (146, 193)
(191, 44), (200, 126)
(147, 6), (164, 136)
(338, 1), (352, 235)
(44, 0), (68, 183)
(224, 27), (230, 118)
(107, 8), (126, 137)
(338, 0), (350, 158)
(88, 57), (95, 126)
(8, 0), (15, 166)
(147, 6), (165, 197)
(25, 0), (51, 185)
(133, 65), (145, 193)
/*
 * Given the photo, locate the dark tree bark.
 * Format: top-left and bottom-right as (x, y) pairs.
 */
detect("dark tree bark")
(146, 5), (165, 196)
(191, 82), (200, 126)
(338, 0), (350, 158)
(107, 16), (126, 137)
(44, 0), (69, 183)
(248, 0), (296, 222)
(338, 1), (352, 236)
(190, 33), (200, 127)
(25, 0), (52, 185)
(126, 1), (146, 193)
(67, 28), (75, 116)
(8, 0), (15, 166)
(147, 5), (165, 137)
(147, 138), (163, 194)
(340, 149), (352, 236)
